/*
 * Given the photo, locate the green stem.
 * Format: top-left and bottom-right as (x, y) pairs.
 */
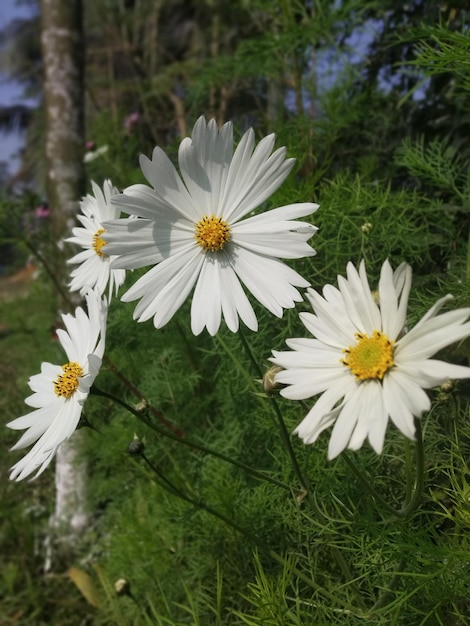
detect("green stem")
(237, 329), (311, 495)
(342, 418), (425, 519)
(215, 333), (259, 394)
(23, 237), (72, 307)
(104, 357), (183, 436)
(466, 228), (470, 283)
(398, 419), (424, 517)
(95, 387), (365, 617)
(236, 332), (366, 607)
(369, 557), (407, 614)
(139, 453), (248, 536)
(139, 451), (365, 615)
(403, 437), (413, 505)
(342, 453), (401, 518)
(90, 386), (292, 492)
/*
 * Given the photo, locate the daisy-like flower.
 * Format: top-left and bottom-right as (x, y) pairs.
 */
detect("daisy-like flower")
(271, 260), (470, 459)
(67, 180), (126, 299)
(7, 291), (107, 481)
(103, 116), (318, 335)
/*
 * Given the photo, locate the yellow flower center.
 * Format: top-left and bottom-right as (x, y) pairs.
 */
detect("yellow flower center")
(194, 215), (231, 252)
(341, 330), (394, 381)
(93, 228), (108, 257)
(53, 362), (83, 399)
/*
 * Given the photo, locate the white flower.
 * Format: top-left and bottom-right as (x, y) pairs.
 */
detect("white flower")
(67, 180), (126, 299)
(271, 260), (470, 459)
(84, 144), (109, 163)
(104, 117), (318, 336)
(7, 291), (107, 481)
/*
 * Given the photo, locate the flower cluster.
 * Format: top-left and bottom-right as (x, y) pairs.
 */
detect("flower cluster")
(7, 116), (470, 481)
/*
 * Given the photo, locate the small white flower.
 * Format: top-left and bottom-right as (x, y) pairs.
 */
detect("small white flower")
(7, 291), (107, 481)
(271, 260), (470, 459)
(104, 116), (318, 336)
(84, 144), (109, 163)
(67, 180), (126, 299)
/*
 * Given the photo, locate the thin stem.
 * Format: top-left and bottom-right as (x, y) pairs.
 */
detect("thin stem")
(138, 450), (364, 616)
(342, 418), (425, 519)
(237, 327), (264, 379)
(23, 237), (72, 307)
(370, 557), (407, 613)
(342, 453), (401, 518)
(268, 394), (311, 494)
(90, 386), (292, 492)
(403, 437), (413, 505)
(398, 419), (425, 517)
(140, 453), (248, 536)
(215, 333), (259, 394)
(99, 387), (364, 618)
(237, 332), (366, 607)
(236, 329), (311, 494)
(103, 357), (183, 436)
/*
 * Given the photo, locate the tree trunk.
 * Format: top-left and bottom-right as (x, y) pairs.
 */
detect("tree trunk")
(40, 0), (85, 240)
(40, 0), (87, 569)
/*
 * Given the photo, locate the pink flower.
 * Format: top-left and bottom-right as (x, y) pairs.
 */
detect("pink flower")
(124, 111), (140, 133)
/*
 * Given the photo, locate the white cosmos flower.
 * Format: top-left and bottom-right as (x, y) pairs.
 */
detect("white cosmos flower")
(103, 116), (318, 336)
(7, 291), (107, 481)
(67, 180), (126, 299)
(271, 259), (470, 459)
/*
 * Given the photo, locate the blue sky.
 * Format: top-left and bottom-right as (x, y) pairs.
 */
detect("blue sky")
(0, 0), (37, 175)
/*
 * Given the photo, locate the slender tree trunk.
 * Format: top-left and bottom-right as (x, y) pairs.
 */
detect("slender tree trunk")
(40, 0), (87, 568)
(41, 0), (85, 240)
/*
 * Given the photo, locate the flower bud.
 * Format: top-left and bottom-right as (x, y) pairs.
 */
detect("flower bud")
(262, 365), (284, 394)
(128, 437), (145, 456)
(440, 380), (455, 394)
(134, 399), (149, 413)
(115, 578), (131, 596)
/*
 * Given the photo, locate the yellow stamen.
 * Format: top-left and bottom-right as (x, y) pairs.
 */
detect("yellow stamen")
(53, 362), (83, 398)
(93, 228), (108, 257)
(341, 330), (394, 381)
(194, 215), (231, 252)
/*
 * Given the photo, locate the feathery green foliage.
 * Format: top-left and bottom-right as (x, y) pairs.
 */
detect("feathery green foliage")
(2, 2), (470, 625)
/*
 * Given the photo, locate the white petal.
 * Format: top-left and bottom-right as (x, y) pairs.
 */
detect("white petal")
(398, 359), (470, 387)
(347, 380), (386, 453)
(339, 262), (381, 334)
(277, 365), (349, 400)
(301, 289), (356, 347)
(381, 374), (418, 440)
(124, 248), (204, 327)
(378, 259), (399, 337)
(139, 148), (195, 219)
(191, 257), (223, 335)
(232, 247), (307, 317)
(293, 377), (354, 444)
(397, 313), (470, 360)
(327, 385), (364, 459)
(234, 202), (319, 227)
(190, 253), (257, 335)
(232, 214), (317, 260)
(223, 133), (295, 223)
(392, 262), (412, 339)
